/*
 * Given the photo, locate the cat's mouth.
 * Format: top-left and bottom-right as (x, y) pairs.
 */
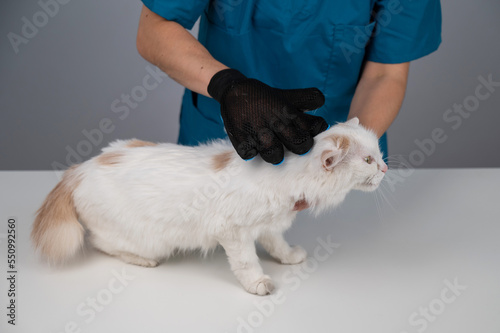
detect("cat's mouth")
(363, 175), (377, 186)
(357, 181), (380, 192)
(363, 181), (379, 188)
(360, 175), (383, 190)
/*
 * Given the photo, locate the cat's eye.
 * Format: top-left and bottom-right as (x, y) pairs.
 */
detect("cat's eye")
(364, 156), (373, 164)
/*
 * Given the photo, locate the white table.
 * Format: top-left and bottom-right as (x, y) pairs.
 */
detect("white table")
(1, 169), (499, 333)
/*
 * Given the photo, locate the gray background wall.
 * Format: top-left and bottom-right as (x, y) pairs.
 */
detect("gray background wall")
(0, 0), (499, 170)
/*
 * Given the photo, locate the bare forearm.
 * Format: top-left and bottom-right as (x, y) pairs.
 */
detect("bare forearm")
(136, 5), (228, 97)
(348, 61), (409, 138)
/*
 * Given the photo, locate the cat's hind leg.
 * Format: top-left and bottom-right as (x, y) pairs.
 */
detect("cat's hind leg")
(258, 232), (307, 265)
(116, 252), (159, 268)
(218, 236), (275, 296)
(89, 233), (160, 267)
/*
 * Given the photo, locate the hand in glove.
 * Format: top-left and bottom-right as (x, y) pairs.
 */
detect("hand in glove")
(208, 69), (329, 165)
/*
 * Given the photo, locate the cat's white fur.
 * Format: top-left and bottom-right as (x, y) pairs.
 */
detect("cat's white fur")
(31, 118), (387, 295)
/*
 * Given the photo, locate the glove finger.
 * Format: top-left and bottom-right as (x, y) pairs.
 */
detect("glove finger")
(255, 127), (285, 165)
(293, 113), (330, 137)
(222, 109), (259, 160)
(280, 87), (325, 111)
(272, 118), (314, 155)
(231, 134), (258, 161)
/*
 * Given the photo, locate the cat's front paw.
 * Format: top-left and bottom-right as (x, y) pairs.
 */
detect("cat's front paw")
(280, 246), (307, 265)
(246, 275), (275, 296)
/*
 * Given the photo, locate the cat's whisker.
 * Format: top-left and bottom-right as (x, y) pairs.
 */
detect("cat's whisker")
(372, 189), (385, 224)
(373, 189), (393, 229)
(384, 154), (413, 170)
(377, 183), (397, 213)
(379, 179), (397, 199)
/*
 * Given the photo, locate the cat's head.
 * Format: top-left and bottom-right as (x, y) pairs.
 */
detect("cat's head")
(312, 117), (387, 191)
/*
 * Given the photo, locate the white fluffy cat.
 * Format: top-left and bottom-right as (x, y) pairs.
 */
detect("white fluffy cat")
(32, 117), (387, 295)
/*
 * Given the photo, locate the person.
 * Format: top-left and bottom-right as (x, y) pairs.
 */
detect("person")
(136, 0), (442, 164)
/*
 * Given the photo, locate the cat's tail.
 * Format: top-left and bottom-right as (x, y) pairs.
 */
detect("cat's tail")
(31, 164), (85, 265)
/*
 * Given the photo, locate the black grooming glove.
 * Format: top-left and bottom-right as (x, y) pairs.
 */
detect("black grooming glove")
(208, 69), (329, 165)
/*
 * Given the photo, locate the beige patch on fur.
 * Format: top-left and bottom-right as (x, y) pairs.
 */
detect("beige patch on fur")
(126, 139), (157, 148)
(322, 135), (350, 171)
(326, 135), (350, 150)
(293, 199), (310, 212)
(212, 151), (233, 171)
(96, 151), (124, 166)
(31, 164), (84, 263)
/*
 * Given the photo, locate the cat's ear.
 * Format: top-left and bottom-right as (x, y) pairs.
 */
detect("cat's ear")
(321, 136), (350, 171)
(345, 117), (359, 126)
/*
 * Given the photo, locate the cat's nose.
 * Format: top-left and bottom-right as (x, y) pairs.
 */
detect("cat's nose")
(380, 163), (388, 173)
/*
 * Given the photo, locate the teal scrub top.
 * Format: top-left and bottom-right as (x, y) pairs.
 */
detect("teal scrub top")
(141, 0), (442, 157)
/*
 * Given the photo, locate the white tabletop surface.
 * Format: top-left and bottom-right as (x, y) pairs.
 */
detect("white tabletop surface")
(1, 169), (499, 333)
